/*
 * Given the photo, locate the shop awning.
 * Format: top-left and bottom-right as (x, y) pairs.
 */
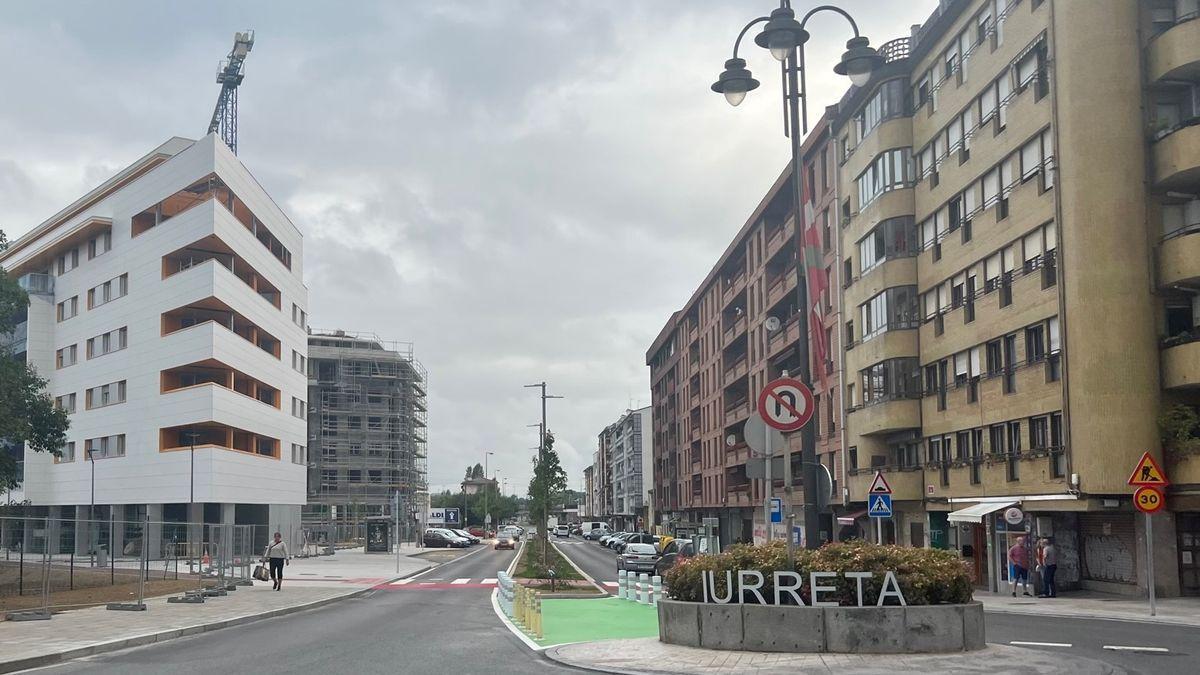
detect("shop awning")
(837, 509), (869, 525)
(947, 501), (1018, 524)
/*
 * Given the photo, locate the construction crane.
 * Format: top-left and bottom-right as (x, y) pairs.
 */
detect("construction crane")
(206, 31), (255, 155)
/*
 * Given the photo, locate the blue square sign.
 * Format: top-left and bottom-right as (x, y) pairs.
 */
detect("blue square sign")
(868, 494), (893, 518)
(444, 508), (461, 525)
(770, 497), (783, 523)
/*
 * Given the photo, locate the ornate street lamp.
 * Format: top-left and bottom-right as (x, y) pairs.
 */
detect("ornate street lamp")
(712, 2), (881, 551)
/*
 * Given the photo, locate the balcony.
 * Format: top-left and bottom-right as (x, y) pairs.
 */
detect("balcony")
(724, 401), (751, 426)
(1159, 229), (1200, 288)
(723, 315), (747, 344)
(159, 422), (280, 459)
(1153, 121), (1200, 190)
(1162, 336), (1200, 389)
(161, 297), (282, 359)
(1147, 14), (1200, 83)
(162, 236), (281, 309)
(847, 396), (921, 436)
(161, 359), (281, 409)
(766, 269), (797, 307)
(17, 273), (54, 296)
(846, 466), (922, 502)
(724, 355), (748, 382)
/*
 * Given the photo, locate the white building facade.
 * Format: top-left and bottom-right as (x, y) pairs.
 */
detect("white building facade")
(606, 406), (651, 530)
(0, 135), (308, 548)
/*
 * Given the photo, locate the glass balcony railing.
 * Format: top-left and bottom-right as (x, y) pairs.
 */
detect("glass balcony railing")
(17, 273), (54, 296)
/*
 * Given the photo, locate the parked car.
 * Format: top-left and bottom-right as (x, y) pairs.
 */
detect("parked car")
(424, 529), (469, 548)
(467, 526), (486, 537)
(569, 524), (583, 536)
(614, 532), (658, 554)
(607, 532), (633, 551)
(554, 524), (571, 538)
(598, 532), (615, 545)
(494, 533), (516, 550)
(655, 538), (695, 576)
(618, 543), (660, 574)
(583, 527), (610, 541)
(451, 529), (481, 545)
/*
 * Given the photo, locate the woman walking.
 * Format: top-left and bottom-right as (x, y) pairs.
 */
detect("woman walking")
(263, 532), (289, 591)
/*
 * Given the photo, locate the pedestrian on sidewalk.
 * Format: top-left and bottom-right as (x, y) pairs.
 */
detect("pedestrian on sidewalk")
(263, 532), (289, 591)
(1008, 536), (1031, 597)
(1037, 538), (1058, 598)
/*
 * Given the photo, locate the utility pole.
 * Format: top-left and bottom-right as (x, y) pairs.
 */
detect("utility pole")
(524, 382), (563, 559)
(484, 451), (494, 534)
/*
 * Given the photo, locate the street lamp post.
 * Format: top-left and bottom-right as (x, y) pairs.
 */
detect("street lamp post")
(484, 451), (494, 534)
(87, 447), (95, 565)
(712, 1), (882, 550)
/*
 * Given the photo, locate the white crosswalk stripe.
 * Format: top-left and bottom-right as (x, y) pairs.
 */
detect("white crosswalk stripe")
(450, 578), (470, 585)
(389, 579), (414, 586)
(481, 578), (497, 584)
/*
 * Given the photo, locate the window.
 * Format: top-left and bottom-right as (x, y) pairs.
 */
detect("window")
(1003, 334), (1017, 393)
(56, 344), (78, 369)
(968, 346), (982, 402)
(56, 442), (77, 464)
(86, 327), (128, 359)
(85, 380), (126, 409)
(88, 231), (112, 259)
(1030, 416), (1049, 451)
(956, 431), (971, 462)
(87, 274), (129, 309)
(1026, 325), (1046, 363)
(55, 393), (77, 414)
(292, 397), (307, 419)
(855, 79), (908, 142)
(321, 469), (337, 490)
(859, 357), (921, 405)
(1047, 316), (1062, 381)
(856, 148), (914, 209)
(859, 286), (919, 341)
(292, 304), (307, 329)
(292, 350), (307, 374)
(989, 424), (1006, 456)
(858, 216), (917, 274)
(985, 340), (1003, 376)
(56, 296), (78, 322)
(1049, 412), (1065, 477)
(84, 434), (126, 459)
(56, 248), (80, 275)
(849, 446), (858, 471)
(845, 320), (855, 346)
(291, 443), (306, 465)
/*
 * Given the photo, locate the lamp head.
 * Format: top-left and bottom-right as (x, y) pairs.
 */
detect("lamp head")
(833, 36), (884, 87)
(711, 57), (760, 107)
(754, 7), (808, 62)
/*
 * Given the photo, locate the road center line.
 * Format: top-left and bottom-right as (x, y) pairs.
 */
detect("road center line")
(1010, 641), (1073, 648)
(1102, 645), (1170, 653)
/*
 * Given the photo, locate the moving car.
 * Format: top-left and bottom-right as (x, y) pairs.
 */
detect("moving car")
(618, 543), (660, 574)
(554, 524), (571, 538)
(467, 526), (486, 537)
(423, 529), (470, 548)
(494, 533), (516, 550)
(451, 529), (481, 545)
(655, 538), (695, 577)
(501, 526), (523, 541)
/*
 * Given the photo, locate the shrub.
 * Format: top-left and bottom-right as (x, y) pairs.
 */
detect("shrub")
(663, 540), (972, 606)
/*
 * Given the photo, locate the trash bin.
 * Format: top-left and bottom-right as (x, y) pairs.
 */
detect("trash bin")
(95, 545), (108, 568)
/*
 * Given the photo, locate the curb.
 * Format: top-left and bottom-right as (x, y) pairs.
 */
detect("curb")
(983, 605), (1200, 628)
(0, 566), (431, 675)
(541, 644), (657, 675)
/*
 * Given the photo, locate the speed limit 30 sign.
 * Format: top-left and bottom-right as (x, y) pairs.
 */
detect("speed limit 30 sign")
(757, 377), (815, 432)
(1134, 486), (1165, 514)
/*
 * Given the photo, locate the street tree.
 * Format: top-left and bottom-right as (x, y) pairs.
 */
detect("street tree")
(0, 230), (70, 491)
(527, 430), (567, 546)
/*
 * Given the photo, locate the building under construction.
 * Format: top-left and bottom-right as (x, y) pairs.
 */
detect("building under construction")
(303, 330), (428, 540)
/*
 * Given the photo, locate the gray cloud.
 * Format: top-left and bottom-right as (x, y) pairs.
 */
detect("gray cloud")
(0, 0), (936, 497)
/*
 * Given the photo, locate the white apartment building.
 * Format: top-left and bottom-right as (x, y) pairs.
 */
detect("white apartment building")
(0, 134), (308, 551)
(605, 406), (652, 529)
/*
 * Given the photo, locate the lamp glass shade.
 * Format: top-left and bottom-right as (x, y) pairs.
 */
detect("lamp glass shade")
(768, 32), (794, 62)
(848, 66), (872, 87)
(724, 90), (748, 107)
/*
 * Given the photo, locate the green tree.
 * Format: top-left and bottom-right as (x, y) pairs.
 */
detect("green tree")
(0, 230), (70, 491)
(527, 430), (567, 545)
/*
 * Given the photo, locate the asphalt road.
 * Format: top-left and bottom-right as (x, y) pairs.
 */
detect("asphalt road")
(551, 535), (1200, 674)
(550, 534), (621, 593)
(33, 543), (585, 675)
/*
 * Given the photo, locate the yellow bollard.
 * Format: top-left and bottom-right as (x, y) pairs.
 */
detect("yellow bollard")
(535, 591), (543, 640)
(515, 585), (524, 626)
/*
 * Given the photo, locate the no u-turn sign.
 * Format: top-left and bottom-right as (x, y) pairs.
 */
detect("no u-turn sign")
(756, 377), (815, 432)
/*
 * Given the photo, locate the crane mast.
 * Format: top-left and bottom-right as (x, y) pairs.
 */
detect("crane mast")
(207, 31), (254, 155)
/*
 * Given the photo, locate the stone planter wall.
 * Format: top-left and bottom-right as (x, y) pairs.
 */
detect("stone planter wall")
(657, 599), (985, 653)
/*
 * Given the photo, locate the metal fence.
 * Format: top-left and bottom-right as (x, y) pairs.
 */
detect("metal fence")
(0, 516), (311, 619)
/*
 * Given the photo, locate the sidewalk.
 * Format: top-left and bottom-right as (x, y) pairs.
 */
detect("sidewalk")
(0, 546), (429, 674)
(976, 589), (1200, 627)
(544, 637), (1124, 675)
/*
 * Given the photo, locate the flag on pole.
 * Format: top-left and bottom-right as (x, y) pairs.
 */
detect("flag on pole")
(800, 179), (829, 390)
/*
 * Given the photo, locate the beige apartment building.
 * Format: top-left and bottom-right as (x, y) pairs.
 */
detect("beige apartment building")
(647, 117), (845, 548)
(835, 0), (1200, 597)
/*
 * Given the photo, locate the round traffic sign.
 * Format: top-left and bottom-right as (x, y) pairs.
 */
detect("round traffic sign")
(1134, 486), (1165, 514)
(756, 377), (815, 432)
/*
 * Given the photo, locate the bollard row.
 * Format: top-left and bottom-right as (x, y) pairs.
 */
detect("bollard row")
(616, 570), (661, 606)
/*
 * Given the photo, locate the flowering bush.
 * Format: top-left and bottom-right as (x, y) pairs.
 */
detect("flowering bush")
(663, 540), (973, 606)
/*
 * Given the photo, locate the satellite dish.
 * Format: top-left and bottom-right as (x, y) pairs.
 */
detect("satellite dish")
(764, 316), (782, 332)
(725, 434), (738, 447)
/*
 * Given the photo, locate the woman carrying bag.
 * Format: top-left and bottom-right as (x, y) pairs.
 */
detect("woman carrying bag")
(263, 531), (290, 591)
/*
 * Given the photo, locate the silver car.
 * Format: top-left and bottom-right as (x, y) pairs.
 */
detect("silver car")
(618, 543), (660, 574)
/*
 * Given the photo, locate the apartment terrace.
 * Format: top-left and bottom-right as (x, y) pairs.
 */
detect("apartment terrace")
(160, 297), (282, 358)
(159, 422), (280, 459)
(160, 358), (281, 409)
(162, 235), (282, 309)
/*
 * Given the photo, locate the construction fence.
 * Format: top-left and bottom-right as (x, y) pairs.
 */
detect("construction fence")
(0, 516), (325, 618)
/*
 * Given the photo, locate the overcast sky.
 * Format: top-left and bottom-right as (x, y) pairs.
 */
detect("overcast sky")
(0, 1), (936, 498)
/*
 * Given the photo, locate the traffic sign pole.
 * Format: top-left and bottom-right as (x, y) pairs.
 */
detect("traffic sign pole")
(764, 423), (772, 544)
(1146, 511), (1156, 617)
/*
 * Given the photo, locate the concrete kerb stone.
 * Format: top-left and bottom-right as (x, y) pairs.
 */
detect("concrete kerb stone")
(698, 603), (744, 650)
(823, 605), (906, 654)
(741, 604), (824, 653)
(963, 602), (986, 651)
(658, 598), (702, 647)
(904, 604), (964, 653)
(0, 566), (431, 675)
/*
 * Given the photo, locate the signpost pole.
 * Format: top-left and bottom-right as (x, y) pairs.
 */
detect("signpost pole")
(1146, 511), (1156, 616)
(394, 492), (400, 574)
(876, 516), (882, 545)
(764, 423), (772, 544)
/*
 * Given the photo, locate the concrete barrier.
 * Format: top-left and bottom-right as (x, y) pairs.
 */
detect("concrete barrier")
(657, 600), (984, 654)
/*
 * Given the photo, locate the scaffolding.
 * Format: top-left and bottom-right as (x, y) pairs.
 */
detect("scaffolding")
(302, 329), (428, 542)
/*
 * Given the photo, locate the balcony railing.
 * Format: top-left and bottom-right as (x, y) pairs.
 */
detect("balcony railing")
(878, 37), (911, 63)
(17, 273), (54, 296)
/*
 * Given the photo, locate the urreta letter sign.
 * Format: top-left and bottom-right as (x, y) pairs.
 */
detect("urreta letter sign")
(757, 377), (815, 432)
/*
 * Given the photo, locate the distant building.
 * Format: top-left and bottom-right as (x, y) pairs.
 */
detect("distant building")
(594, 407), (651, 531)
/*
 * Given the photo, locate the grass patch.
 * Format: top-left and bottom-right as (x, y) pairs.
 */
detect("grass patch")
(514, 540), (582, 581)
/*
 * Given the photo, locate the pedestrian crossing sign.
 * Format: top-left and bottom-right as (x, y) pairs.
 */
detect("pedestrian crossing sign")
(868, 493), (893, 518)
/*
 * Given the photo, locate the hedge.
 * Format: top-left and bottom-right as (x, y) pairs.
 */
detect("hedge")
(663, 540), (973, 606)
